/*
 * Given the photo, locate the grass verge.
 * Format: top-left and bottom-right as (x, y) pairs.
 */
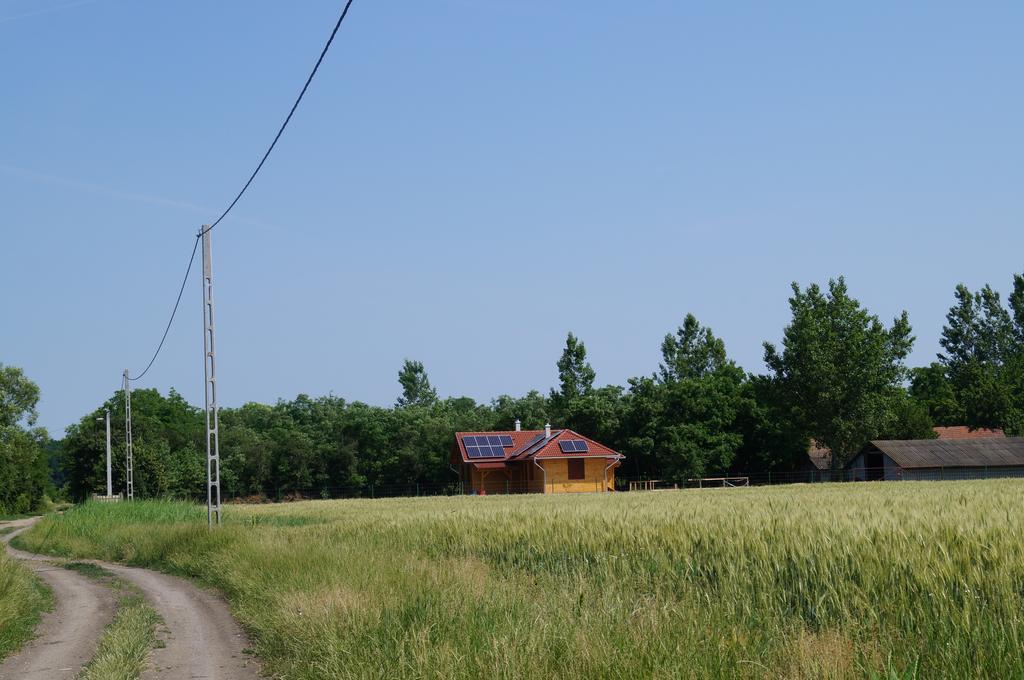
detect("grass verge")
(0, 549), (52, 663)
(16, 482), (1024, 679)
(78, 593), (160, 680)
(65, 562), (161, 680)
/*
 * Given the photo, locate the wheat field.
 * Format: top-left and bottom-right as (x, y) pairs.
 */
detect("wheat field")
(14, 481), (1024, 678)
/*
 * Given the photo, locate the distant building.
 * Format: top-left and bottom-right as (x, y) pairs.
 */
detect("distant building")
(847, 437), (1024, 481)
(452, 424), (623, 494)
(805, 425), (1007, 477)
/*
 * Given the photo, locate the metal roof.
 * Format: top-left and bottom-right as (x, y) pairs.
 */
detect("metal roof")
(868, 438), (1024, 469)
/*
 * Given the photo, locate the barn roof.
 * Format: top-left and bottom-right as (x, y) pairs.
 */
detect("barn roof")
(867, 438), (1024, 469)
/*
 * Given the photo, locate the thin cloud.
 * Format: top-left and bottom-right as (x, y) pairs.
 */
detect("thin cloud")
(0, 163), (282, 232)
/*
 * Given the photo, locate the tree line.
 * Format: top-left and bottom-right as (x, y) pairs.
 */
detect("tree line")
(0, 364), (53, 513)
(4, 273), (1024, 507)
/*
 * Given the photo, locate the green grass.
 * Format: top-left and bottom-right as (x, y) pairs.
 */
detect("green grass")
(61, 561), (162, 680)
(0, 548), (52, 663)
(78, 593), (160, 680)
(0, 513), (38, 522)
(16, 482), (1024, 679)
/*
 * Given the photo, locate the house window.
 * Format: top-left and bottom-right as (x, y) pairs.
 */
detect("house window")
(568, 459), (585, 480)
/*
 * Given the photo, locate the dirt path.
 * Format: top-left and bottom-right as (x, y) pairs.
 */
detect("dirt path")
(1, 517), (262, 680)
(100, 562), (261, 679)
(0, 518), (117, 680)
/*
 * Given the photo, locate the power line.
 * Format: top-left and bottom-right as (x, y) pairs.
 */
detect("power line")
(202, 0), (356, 236)
(127, 235), (200, 382)
(128, 1), (356, 380)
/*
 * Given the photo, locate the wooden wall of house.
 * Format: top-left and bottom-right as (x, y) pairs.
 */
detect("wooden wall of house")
(538, 458), (615, 494)
(464, 459), (617, 494)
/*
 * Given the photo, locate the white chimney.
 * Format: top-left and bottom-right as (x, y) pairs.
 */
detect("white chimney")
(544, 423), (551, 438)
(514, 419), (521, 432)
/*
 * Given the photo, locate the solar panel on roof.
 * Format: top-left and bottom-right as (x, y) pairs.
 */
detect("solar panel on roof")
(487, 435), (503, 446)
(463, 434), (505, 459)
(466, 445), (504, 458)
(559, 439), (589, 453)
(499, 435), (514, 447)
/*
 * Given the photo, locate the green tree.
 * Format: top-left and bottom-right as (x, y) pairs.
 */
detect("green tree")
(659, 314), (728, 383)
(396, 360), (438, 408)
(938, 280), (1024, 433)
(909, 363), (963, 426)
(550, 332), (596, 423)
(560, 385), (627, 446)
(625, 315), (747, 482)
(0, 363), (40, 428)
(764, 278), (915, 469)
(0, 364), (50, 512)
(491, 391), (549, 431)
(732, 375), (809, 474)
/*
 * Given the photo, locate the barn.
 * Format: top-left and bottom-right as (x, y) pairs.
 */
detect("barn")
(452, 423), (623, 494)
(847, 437), (1024, 481)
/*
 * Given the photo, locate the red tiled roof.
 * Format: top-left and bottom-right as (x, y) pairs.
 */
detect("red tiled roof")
(452, 429), (622, 464)
(933, 426), (1005, 440)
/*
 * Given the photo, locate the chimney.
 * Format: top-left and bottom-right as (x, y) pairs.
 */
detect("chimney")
(544, 423), (551, 439)
(514, 419), (521, 432)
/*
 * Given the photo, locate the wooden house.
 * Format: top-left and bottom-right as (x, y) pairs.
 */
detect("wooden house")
(452, 423), (623, 494)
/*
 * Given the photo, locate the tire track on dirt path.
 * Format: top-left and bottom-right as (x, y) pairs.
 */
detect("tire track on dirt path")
(0, 517), (117, 680)
(98, 562), (262, 679)
(2, 516), (263, 679)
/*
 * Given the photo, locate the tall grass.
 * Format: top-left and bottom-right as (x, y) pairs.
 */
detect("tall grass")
(0, 550), (51, 662)
(16, 481), (1024, 678)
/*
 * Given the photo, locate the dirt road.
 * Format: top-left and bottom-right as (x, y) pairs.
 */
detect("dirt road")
(0, 517), (262, 679)
(0, 518), (117, 680)
(101, 562), (261, 679)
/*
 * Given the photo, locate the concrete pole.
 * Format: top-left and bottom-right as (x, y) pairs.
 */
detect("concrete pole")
(123, 370), (134, 500)
(105, 409), (112, 497)
(201, 226), (222, 526)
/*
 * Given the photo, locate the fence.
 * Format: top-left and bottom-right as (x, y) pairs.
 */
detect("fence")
(626, 465), (1024, 490)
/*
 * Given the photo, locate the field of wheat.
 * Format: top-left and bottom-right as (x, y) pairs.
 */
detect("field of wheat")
(14, 480), (1024, 678)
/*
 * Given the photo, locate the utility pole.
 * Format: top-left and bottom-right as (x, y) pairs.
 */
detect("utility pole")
(122, 370), (134, 500)
(201, 227), (222, 526)
(95, 410), (113, 498)
(104, 409), (112, 497)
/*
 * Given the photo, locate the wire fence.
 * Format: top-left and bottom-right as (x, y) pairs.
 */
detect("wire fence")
(214, 465), (1024, 503)
(628, 465), (1024, 490)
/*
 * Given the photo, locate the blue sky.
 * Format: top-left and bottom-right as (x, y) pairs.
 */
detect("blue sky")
(2, 0), (1022, 434)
